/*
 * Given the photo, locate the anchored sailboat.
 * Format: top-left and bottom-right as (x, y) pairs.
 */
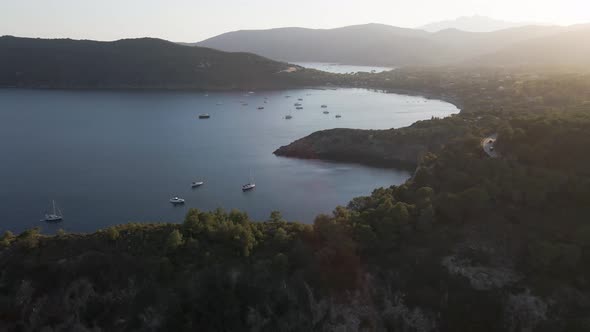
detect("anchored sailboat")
(44, 200), (63, 222)
(242, 171), (256, 191)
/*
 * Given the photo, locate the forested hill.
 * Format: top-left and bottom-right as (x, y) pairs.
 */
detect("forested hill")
(0, 36), (323, 90)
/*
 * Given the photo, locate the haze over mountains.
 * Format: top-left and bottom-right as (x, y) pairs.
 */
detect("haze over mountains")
(197, 22), (590, 68)
(2, 17), (589, 90)
(418, 15), (529, 32)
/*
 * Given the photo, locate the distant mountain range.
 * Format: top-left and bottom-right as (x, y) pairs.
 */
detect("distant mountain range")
(419, 15), (529, 32)
(473, 26), (590, 67)
(0, 36), (311, 90)
(196, 23), (590, 68)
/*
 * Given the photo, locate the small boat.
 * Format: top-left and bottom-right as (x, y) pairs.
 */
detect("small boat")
(44, 200), (63, 222)
(248, 91), (255, 94)
(285, 95), (291, 98)
(204, 94), (209, 97)
(216, 102), (222, 106)
(199, 114), (210, 119)
(257, 106), (264, 110)
(298, 98), (303, 101)
(323, 111), (329, 114)
(191, 181), (204, 188)
(321, 104), (328, 108)
(335, 114), (342, 118)
(242, 183), (255, 191)
(294, 103), (302, 106)
(242, 171), (255, 191)
(242, 103), (249, 106)
(285, 114), (293, 119)
(296, 106), (303, 110)
(170, 196), (185, 204)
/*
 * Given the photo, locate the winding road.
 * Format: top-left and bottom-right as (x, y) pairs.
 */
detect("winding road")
(482, 134), (498, 158)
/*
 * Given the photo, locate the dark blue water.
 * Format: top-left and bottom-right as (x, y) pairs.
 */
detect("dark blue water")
(0, 88), (458, 233)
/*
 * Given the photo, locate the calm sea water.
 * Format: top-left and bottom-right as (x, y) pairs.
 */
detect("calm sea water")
(292, 62), (393, 74)
(0, 88), (458, 233)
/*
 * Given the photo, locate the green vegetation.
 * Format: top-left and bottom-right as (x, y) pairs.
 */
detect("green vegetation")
(0, 36), (332, 90)
(2, 69), (590, 331)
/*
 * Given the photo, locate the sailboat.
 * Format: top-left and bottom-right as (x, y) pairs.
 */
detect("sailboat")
(44, 200), (63, 222)
(242, 171), (256, 191)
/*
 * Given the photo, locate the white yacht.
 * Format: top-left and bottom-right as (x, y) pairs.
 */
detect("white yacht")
(44, 200), (63, 222)
(169, 196), (185, 204)
(242, 172), (256, 191)
(242, 183), (255, 191)
(191, 181), (204, 188)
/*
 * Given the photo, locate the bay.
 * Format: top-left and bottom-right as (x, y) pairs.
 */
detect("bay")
(0, 88), (458, 233)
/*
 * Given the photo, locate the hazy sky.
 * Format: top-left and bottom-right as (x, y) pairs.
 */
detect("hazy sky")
(1, 0), (589, 42)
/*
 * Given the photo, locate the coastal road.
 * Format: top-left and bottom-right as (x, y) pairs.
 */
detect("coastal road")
(482, 134), (498, 158)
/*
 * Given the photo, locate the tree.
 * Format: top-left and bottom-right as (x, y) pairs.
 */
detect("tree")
(229, 209), (249, 225)
(417, 205), (435, 232)
(18, 227), (41, 249)
(0, 230), (15, 248)
(166, 229), (184, 251)
(269, 211), (284, 223)
(106, 227), (120, 241)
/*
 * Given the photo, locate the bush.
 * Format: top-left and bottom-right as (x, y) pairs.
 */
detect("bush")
(166, 229), (184, 251)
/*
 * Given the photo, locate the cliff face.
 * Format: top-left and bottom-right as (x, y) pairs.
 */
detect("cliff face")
(274, 116), (472, 168)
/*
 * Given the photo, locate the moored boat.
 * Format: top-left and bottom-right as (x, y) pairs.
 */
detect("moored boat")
(43, 200), (63, 222)
(242, 172), (255, 191)
(170, 196), (185, 204)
